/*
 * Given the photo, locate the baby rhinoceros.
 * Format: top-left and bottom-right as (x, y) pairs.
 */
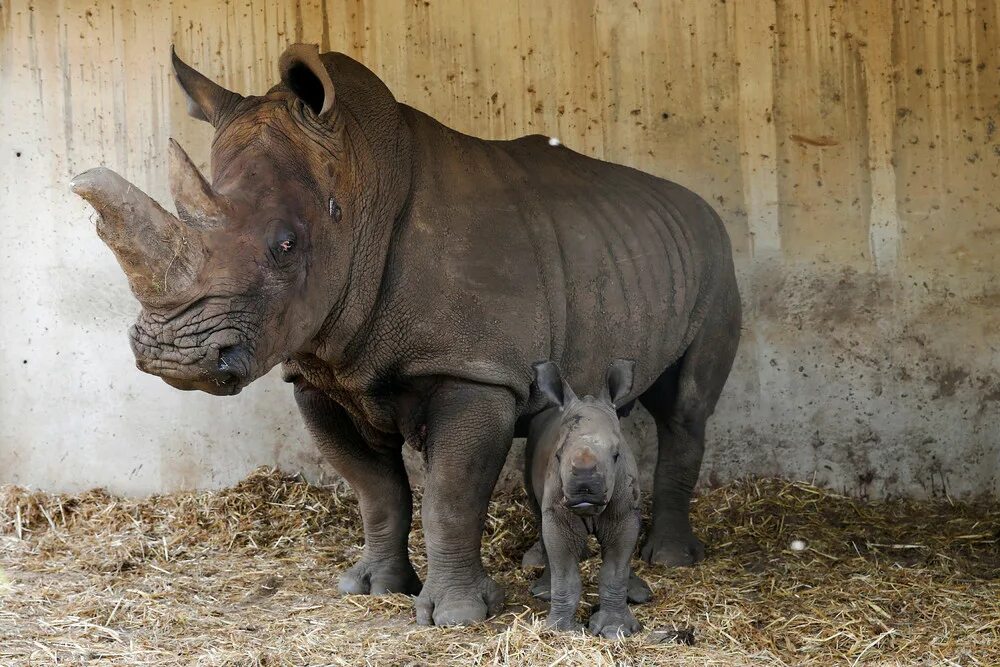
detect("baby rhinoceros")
(525, 360), (650, 637)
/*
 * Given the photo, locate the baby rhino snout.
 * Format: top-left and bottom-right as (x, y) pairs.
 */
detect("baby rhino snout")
(563, 446), (608, 514)
(569, 447), (598, 474)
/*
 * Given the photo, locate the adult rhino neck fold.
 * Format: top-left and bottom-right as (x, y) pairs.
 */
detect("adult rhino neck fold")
(307, 58), (415, 369)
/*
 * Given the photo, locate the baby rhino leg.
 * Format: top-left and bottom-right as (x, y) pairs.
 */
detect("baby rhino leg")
(542, 514), (586, 632)
(532, 563), (651, 604)
(590, 513), (642, 638)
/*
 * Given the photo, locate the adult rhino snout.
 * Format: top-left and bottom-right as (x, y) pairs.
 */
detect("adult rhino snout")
(130, 320), (254, 396)
(138, 345), (248, 396)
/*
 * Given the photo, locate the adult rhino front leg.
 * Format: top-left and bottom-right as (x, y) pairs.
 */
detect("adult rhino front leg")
(415, 380), (515, 626)
(293, 379), (420, 596)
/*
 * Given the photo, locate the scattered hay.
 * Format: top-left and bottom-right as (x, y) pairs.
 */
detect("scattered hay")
(1, 468), (997, 666)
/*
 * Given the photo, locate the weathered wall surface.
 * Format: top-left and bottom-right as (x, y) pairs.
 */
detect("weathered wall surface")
(1, 0), (997, 498)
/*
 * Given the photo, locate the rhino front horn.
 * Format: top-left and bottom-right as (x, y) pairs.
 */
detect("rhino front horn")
(71, 167), (205, 306)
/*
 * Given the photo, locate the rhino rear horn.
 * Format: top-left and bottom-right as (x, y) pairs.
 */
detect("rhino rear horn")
(172, 46), (244, 126)
(169, 138), (227, 228)
(71, 168), (204, 305)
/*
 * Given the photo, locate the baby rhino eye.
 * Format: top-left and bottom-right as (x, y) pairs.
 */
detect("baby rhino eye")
(613, 451), (621, 462)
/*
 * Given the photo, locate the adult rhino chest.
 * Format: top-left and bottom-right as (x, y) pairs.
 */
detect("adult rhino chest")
(283, 355), (400, 446)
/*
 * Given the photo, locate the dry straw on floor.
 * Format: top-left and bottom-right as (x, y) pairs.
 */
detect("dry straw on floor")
(1, 468), (997, 666)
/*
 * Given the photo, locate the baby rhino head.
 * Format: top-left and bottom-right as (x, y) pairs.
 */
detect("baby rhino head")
(533, 359), (635, 517)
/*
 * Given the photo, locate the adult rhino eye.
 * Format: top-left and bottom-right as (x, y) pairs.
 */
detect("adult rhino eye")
(267, 226), (298, 266)
(273, 230), (296, 254)
(265, 220), (300, 266)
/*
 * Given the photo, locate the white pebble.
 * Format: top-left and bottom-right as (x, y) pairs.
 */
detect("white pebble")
(548, 136), (561, 146)
(790, 539), (808, 552)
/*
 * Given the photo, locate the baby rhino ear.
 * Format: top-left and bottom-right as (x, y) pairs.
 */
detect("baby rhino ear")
(532, 361), (576, 409)
(603, 359), (636, 407)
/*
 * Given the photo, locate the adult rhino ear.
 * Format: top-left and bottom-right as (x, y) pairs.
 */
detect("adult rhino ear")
(172, 46), (244, 126)
(533, 361), (577, 410)
(278, 43), (336, 119)
(602, 359), (635, 407)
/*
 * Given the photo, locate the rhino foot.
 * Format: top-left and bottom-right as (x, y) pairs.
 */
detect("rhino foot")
(530, 566), (552, 600)
(627, 569), (653, 604)
(641, 529), (705, 567)
(414, 571), (504, 626)
(338, 557), (421, 596)
(588, 607), (641, 638)
(521, 540), (545, 568)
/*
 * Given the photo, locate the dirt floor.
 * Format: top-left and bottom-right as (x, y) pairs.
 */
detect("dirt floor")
(1, 469), (998, 666)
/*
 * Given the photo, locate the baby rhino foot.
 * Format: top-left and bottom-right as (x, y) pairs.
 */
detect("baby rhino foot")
(588, 607), (641, 638)
(628, 569), (653, 604)
(521, 540), (545, 568)
(546, 613), (584, 633)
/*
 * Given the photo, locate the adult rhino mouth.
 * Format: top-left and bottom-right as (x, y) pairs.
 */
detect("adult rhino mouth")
(129, 313), (256, 396)
(162, 373), (245, 396)
(132, 341), (253, 396)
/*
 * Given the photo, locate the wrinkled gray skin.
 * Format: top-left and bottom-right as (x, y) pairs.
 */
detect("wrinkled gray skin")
(525, 360), (648, 637)
(71, 44), (741, 627)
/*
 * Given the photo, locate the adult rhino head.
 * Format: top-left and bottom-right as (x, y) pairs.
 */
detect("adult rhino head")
(72, 45), (410, 395)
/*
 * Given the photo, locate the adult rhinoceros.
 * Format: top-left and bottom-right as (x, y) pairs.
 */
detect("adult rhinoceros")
(71, 44), (740, 626)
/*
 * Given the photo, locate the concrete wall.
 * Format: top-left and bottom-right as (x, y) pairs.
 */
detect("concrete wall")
(1, 0), (997, 498)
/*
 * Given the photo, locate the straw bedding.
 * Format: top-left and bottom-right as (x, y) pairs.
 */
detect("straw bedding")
(1, 468), (997, 666)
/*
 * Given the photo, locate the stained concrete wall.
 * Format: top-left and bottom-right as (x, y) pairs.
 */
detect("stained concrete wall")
(0, 0), (997, 498)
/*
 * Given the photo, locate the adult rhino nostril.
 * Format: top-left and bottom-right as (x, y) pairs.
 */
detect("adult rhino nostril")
(216, 345), (246, 381)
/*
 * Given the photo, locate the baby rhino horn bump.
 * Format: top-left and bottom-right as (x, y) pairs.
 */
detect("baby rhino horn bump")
(70, 167), (203, 305)
(168, 138), (226, 228)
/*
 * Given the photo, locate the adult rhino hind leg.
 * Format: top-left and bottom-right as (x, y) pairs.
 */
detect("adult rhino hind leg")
(640, 281), (741, 567)
(293, 381), (421, 596)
